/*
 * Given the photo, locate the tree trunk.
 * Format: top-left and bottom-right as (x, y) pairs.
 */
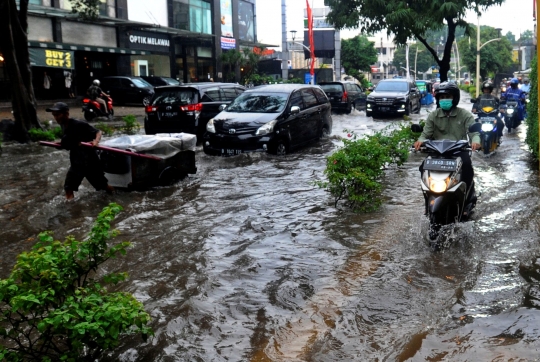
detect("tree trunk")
(0, 0), (42, 143)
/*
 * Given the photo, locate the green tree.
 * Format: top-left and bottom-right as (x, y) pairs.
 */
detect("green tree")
(519, 29), (534, 42)
(0, 0), (100, 143)
(525, 56), (538, 160)
(459, 25), (513, 80)
(325, 0), (505, 82)
(505, 31), (516, 44)
(220, 49), (244, 82)
(341, 35), (378, 82)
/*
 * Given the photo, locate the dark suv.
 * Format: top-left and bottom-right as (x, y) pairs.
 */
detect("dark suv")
(140, 76), (181, 87)
(100, 76), (155, 106)
(366, 79), (421, 117)
(144, 82), (245, 139)
(318, 81), (366, 114)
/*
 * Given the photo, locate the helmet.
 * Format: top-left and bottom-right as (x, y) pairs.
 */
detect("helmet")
(434, 81), (460, 107)
(510, 78), (519, 85)
(482, 81), (494, 92)
(93, 79), (100, 86)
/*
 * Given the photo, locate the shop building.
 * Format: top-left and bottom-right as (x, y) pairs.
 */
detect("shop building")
(0, 0), (263, 101)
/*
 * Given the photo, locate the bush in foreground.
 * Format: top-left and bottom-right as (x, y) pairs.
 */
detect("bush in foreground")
(0, 203), (152, 361)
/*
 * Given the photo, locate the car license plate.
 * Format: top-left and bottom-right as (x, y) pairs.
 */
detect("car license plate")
(222, 149), (242, 156)
(161, 112), (178, 118)
(424, 158), (457, 171)
(379, 107), (390, 111)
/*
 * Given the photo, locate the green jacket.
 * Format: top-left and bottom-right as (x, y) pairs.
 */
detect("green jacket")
(417, 107), (480, 145)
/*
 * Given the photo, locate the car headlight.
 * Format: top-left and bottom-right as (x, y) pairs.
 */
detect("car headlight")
(481, 123), (494, 132)
(256, 120), (277, 135)
(206, 119), (216, 133)
(506, 108), (514, 114)
(429, 178), (448, 193)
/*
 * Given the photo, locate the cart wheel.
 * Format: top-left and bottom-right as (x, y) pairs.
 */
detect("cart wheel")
(158, 166), (182, 186)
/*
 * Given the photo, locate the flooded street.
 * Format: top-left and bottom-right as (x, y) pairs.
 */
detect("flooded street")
(1, 93), (540, 361)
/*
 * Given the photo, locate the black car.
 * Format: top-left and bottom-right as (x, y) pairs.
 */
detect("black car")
(140, 76), (181, 87)
(144, 82), (245, 139)
(100, 76), (155, 106)
(318, 81), (366, 114)
(202, 84), (332, 156)
(366, 79), (422, 117)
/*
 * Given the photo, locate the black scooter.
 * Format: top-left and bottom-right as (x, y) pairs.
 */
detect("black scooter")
(412, 124), (476, 248)
(500, 93), (521, 133)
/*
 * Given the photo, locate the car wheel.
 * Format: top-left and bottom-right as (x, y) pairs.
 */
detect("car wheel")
(415, 101), (421, 114)
(142, 96), (151, 107)
(405, 103), (411, 116)
(366, 110), (373, 118)
(84, 110), (97, 122)
(270, 139), (288, 155)
(320, 125), (331, 140)
(345, 102), (352, 114)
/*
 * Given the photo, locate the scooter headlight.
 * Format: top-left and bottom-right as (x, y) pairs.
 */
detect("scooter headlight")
(506, 108), (514, 115)
(429, 178), (448, 193)
(481, 123), (494, 132)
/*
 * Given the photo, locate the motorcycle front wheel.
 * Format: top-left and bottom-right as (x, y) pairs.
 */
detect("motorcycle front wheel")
(482, 134), (491, 155)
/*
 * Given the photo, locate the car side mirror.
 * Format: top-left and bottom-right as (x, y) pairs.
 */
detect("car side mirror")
(411, 124), (423, 133)
(219, 104), (227, 111)
(290, 106), (300, 115)
(470, 98), (477, 103)
(469, 122), (482, 133)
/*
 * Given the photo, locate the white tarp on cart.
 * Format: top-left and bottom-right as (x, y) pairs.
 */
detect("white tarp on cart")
(101, 133), (196, 159)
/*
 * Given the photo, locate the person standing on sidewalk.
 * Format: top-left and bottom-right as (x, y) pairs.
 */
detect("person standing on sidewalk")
(45, 102), (114, 200)
(43, 71), (52, 99)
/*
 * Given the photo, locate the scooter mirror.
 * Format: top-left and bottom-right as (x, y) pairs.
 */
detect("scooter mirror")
(468, 122), (482, 133)
(411, 124), (423, 133)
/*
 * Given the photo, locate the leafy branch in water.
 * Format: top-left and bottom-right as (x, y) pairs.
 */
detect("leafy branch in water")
(316, 122), (422, 212)
(0, 203), (152, 361)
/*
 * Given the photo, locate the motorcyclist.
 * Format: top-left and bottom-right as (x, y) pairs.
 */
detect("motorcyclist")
(414, 81), (481, 212)
(87, 79), (110, 115)
(501, 77), (526, 124)
(471, 81), (505, 141)
(520, 78), (531, 93)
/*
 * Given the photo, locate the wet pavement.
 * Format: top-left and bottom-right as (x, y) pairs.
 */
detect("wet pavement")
(1, 92), (539, 361)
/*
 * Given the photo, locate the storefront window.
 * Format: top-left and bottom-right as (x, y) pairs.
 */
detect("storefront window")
(61, 0), (113, 17)
(130, 55), (171, 77)
(173, 0), (211, 34)
(197, 58), (213, 82)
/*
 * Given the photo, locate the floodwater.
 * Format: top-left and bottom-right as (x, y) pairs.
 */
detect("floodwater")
(1, 94), (539, 362)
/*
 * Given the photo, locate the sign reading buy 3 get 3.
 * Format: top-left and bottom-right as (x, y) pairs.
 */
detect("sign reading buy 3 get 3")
(29, 48), (74, 69)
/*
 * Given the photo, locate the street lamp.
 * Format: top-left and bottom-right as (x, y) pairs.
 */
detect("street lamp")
(414, 48), (423, 80)
(476, 17), (501, 97)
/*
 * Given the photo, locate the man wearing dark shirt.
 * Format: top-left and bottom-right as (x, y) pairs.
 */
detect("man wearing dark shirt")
(46, 102), (114, 200)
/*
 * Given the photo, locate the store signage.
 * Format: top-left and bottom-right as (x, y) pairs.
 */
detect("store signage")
(221, 37), (236, 49)
(127, 30), (171, 52)
(29, 48), (74, 69)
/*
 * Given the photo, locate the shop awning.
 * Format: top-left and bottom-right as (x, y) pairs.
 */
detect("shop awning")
(28, 41), (151, 55)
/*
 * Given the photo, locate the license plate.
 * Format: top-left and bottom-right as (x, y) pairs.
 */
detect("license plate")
(221, 149), (242, 156)
(479, 117), (496, 122)
(379, 107), (389, 111)
(424, 158), (457, 171)
(334, 97), (341, 101)
(161, 112), (178, 118)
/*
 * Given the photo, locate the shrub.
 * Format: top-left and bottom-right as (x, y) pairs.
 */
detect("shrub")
(317, 123), (421, 212)
(0, 203), (152, 361)
(95, 122), (115, 137)
(28, 128), (59, 142)
(525, 55), (538, 160)
(122, 115), (140, 135)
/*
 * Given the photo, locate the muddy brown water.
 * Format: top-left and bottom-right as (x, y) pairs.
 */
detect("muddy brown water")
(1, 95), (539, 361)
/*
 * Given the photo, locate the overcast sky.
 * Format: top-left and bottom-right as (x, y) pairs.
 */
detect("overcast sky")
(256, 0), (537, 48)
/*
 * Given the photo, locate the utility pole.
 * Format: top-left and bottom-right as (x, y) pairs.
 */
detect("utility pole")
(281, 0), (289, 81)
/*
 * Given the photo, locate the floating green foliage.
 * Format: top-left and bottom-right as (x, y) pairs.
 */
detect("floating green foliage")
(317, 122), (422, 212)
(0, 204), (153, 361)
(28, 127), (63, 142)
(121, 115), (141, 135)
(95, 122), (115, 137)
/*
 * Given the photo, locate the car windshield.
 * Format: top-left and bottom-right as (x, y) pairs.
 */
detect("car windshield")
(164, 78), (180, 85)
(133, 78), (152, 88)
(319, 84), (342, 92)
(226, 92), (288, 113)
(375, 82), (408, 92)
(151, 90), (196, 105)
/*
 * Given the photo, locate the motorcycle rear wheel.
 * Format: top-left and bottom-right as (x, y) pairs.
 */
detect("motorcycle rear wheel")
(84, 110), (97, 122)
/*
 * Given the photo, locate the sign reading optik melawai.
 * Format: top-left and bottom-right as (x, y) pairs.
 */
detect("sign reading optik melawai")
(127, 30), (171, 52)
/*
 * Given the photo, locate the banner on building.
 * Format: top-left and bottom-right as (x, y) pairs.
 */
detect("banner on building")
(29, 48), (74, 69)
(238, 1), (255, 42)
(220, 0), (234, 38)
(221, 37), (236, 49)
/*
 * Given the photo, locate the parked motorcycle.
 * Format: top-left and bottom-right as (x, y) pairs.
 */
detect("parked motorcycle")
(82, 95), (114, 122)
(411, 124), (476, 248)
(500, 93), (521, 133)
(470, 97), (500, 155)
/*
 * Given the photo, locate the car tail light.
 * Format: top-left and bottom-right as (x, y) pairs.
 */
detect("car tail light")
(145, 105), (157, 113)
(180, 103), (203, 112)
(342, 91), (348, 102)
